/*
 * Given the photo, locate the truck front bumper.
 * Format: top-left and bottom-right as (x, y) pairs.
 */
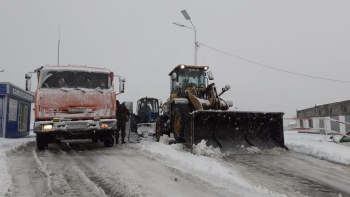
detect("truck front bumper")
(34, 119), (117, 134)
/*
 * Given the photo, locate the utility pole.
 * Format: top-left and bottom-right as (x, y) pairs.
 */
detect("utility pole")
(174, 10), (198, 65)
(57, 23), (61, 65)
(181, 10), (198, 65)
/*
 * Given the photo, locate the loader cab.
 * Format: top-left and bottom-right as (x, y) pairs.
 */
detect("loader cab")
(169, 65), (209, 93)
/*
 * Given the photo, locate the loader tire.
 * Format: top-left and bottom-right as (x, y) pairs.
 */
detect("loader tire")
(156, 116), (170, 142)
(156, 118), (162, 142)
(172, 105), (189, 142)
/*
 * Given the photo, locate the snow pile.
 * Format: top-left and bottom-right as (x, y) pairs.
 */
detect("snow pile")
(192, 140), (222, 158)
(0, 150), (12, 196)
(0, 137), (35, 196)
(137, 124), (156, 137)
(158, 134), (170, 145)
(284, 131), (350, 165)
(137, 138), (285, 197)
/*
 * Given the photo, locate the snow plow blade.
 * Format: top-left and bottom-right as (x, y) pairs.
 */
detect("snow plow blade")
(185, 111), (287, 153)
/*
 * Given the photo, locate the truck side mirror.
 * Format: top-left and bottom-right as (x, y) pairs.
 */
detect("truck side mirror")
(25, 73), (32, 91)
(118, 77), (125, 93)
(119, 77), (126, 82)
(119, 82), (125, 93)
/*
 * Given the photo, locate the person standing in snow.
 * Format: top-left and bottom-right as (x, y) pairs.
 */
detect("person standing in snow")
(115, 100), (130, 144)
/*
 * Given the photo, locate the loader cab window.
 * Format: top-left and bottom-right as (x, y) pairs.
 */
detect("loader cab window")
(39, 70), (111, 89)
(177, 68), (205, 88)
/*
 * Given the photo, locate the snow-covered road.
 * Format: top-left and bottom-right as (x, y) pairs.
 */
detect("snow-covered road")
(225, 153), (350, 196)
(2, 132), (350, 197)
(5, 140), (273, 197)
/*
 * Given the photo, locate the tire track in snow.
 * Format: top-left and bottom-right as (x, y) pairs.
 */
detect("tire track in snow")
(5, 142), (46, 197)
(224, 153), (350, 197)
(56, 145), (144, 197)
(34, 144), (107, 197)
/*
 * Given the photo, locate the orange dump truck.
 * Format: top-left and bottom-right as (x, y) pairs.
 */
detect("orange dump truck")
(25, 65), (125, 150)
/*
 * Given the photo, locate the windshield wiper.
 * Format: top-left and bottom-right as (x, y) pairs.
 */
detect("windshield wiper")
(74, 87), (86, 93)
(94, 88), (103, 93)
(59, 88), (68, 92)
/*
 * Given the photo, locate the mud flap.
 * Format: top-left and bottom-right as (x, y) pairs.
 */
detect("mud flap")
(185, 110), (287, 153)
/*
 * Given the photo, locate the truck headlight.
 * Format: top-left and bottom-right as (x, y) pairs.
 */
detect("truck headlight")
(100, 123), (109, 129)
(42, 124), (53, 131)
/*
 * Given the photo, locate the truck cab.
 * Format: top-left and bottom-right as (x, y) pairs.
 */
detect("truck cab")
(26, 65), (125, 150)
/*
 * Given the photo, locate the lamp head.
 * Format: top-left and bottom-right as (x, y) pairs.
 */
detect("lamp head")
(181, 10), (191, 20)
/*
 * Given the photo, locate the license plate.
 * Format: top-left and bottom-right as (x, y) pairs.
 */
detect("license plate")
(67, 124), (87, 130)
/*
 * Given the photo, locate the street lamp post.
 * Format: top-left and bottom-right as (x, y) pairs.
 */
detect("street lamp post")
(174, 10), (198, 65)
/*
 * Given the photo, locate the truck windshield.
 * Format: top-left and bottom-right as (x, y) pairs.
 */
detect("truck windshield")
(39, 70), (111, 89)
(177, 68), (205, 88)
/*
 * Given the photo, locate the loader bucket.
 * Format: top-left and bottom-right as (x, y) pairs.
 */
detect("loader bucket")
(185, 110), (287, 153)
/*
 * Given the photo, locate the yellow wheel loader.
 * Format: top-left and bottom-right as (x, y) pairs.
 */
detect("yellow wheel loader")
(156, 64), (287, 153)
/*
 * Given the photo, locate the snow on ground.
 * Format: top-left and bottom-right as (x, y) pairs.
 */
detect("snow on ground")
(284, 131), (350, 165)
(0, 137), (35, 197)
(137, 136), (285, 196)
(1, 131), (350, 196)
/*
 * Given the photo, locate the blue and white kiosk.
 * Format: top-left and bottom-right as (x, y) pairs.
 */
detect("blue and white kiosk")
(0, 82), (34, 138)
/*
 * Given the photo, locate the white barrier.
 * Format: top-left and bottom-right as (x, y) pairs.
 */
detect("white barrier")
(284, 117), (350, 143)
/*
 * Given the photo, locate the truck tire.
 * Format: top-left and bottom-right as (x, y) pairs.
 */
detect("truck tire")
(104, 132), (114, 147)
(172, 105), (189, 142)
(36, 134), (48, 150)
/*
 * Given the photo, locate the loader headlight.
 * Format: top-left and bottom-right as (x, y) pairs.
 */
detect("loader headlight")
(181, 65), (185, 69)
(204, 66), (208, 70)
(100, 123), (109, 129)
(42, 124), (53, 131)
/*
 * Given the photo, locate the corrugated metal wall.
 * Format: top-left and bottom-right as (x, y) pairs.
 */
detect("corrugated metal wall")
(297, 100), (350, 118)
(346, 115), (350, 134)
(297, 100), (350, 135)
(330, 116), (340, 133)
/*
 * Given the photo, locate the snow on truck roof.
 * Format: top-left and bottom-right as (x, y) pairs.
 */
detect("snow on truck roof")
(40, 65), (113, 73)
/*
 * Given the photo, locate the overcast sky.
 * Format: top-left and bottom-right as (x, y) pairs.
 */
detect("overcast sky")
(1, 0), (350, 118)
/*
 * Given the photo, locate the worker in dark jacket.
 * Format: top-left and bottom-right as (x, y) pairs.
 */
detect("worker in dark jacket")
(115, 100), (130, 144)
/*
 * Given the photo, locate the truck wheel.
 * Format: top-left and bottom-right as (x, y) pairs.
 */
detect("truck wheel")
(36, 134), (48, 150)
(104, 132), (114, 147)
(172, 105), (188, 142)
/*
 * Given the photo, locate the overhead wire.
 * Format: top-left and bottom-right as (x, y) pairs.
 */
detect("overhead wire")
(197, 42), (350, 83)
